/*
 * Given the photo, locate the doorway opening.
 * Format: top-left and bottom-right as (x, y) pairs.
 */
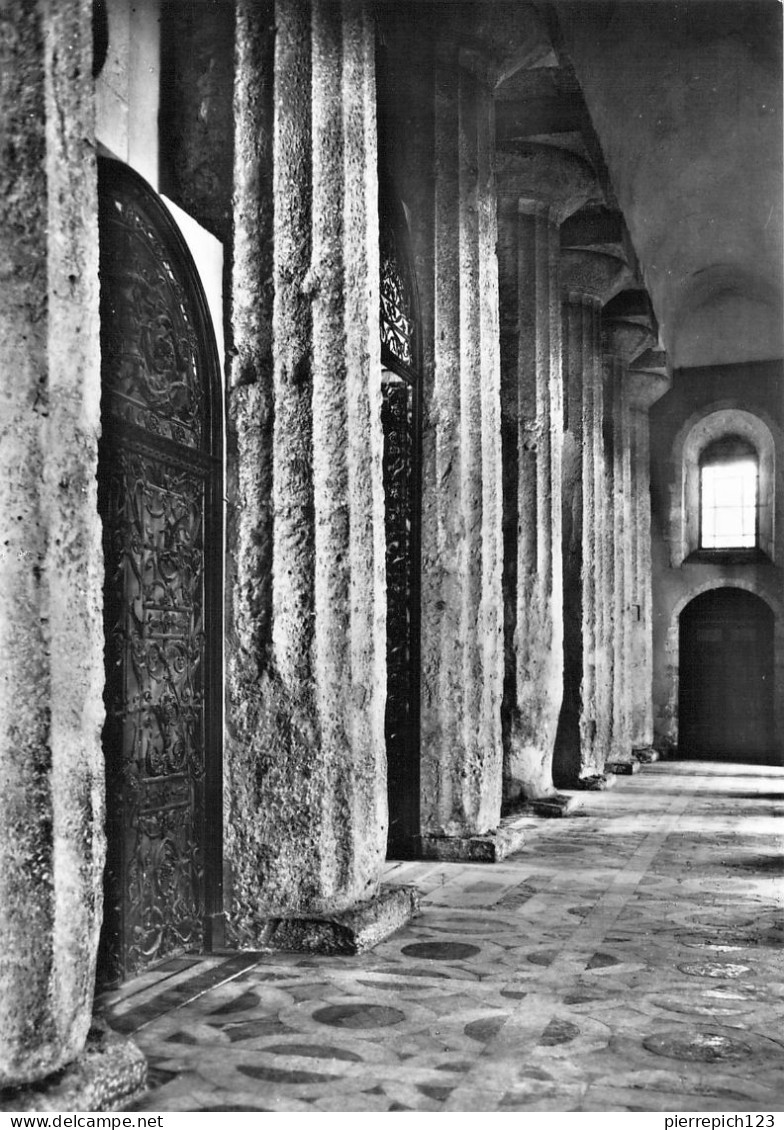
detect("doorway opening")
(679, 587), (774, 762)
(380, 192), (422, 858)
(96, 158), (224, 985)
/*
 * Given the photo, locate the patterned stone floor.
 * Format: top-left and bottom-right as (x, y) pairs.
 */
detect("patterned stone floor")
(99, 760), (784, 1112)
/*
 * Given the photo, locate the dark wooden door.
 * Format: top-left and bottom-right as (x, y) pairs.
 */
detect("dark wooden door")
(381, 369), (419, 855)
(380, 198), (421, 857)
(97, 159), (223, 985)
(679, 588), (774, 761)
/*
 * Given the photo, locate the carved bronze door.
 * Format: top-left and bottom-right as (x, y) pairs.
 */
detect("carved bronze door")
(380, 197), (421, 857)
(97, 159), (223, 984)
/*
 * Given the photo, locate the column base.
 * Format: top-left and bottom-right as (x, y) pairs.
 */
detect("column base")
(0, 1021), (147, 1113)
(527, 792), (579, 818)
(632, 746), (660, 763)
(420, 813), (532, 862)
(605, 758), (641, 775)
(573, 773), (615, 790)
(260, 886), (420, 955)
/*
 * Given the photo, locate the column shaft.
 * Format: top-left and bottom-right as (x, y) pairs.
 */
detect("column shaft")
(226, 0), (385, 929)
(0, 0), (104, 1085)
(421, 55), (503, 836)
(601, 358), (618, 757)
(621, 384), (635, 751)
(611, 359), (632, 756)
(631, 408), (655, 747)
(498, 201), (563, 799)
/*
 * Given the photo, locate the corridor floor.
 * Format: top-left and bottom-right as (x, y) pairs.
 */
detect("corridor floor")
(100, 761), (784, 1113)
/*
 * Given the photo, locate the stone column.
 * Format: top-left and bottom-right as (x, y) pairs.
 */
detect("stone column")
(225, 0), (415, 947)
(0, 0), (144, 1105)
(419, 48), (505, 851)
(554, 211), (631, 786)
(601, 294), (657, 765)
(495, 146), (597, 803)
(626, 351), (671, 753)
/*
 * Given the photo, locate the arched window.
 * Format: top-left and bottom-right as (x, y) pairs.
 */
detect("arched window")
(700, 436), (758, 550)
(673, 407), (776, 564)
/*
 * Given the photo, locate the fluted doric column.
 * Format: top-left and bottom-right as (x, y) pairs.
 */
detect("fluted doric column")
(626, 350), (671, 752)
(602, 292), (658, 762)
(419, 46), (504, 842)
(225, 0), (414, 938)
(554, 210), (631, 785)
(495, 145), (598, 801)
(0, 0), (144, 1103)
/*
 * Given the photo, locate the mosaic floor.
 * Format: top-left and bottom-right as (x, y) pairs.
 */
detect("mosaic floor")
(99, 760), (784, 1113)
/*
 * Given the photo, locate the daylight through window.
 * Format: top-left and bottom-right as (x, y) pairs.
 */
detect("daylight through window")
(700, 437), (758, 550)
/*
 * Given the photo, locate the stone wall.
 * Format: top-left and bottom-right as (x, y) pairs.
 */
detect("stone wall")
(649, 362), (784, 759)
(159, 0), (235, 243)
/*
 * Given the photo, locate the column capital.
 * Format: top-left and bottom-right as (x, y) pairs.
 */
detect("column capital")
(626, 348), (671, 408)
(496, 145), (602, 224)
(561, 206), (634, 303)
(561, 247), (632, 304)
(602, 289), (657, 364)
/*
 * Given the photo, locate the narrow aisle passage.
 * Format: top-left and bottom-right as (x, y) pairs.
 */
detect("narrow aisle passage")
(100, 762), (784, 1113)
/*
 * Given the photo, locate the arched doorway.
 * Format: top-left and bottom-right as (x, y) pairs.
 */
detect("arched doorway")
(97, 159), (223, 984)
(679, 588), (774, 761)
(380, 192), (422, 858)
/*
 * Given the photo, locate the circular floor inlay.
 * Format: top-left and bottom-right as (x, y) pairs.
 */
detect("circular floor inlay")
(401, 941), (480, 961)
(728, 856), (784, 874)
(265, 1043), (363, 1062)
(538, 1018), (580, 1046)
(678, 961), (753, 979)
(651, 996), (752, 1018)
(428, 919), (508, 934)
(464, 1015), (507, 1042)
(527, 949), (557, 967)
(201, 1107), (271, 1113)
(312, 1003), (406, 1029)
(677, 933), (749, 951)
(238, 1064), (337, 1084)
(587, 951), (620, 969)
(643, 1030), (754, 1062)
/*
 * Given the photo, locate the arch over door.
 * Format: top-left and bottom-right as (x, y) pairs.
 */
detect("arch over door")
(97, 159), (223, 984)
(679, 587), (774, 762)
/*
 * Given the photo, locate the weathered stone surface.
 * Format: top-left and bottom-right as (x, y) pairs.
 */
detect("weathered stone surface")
(225, 0), (387, 933)
(529, 793), (578, 818)
(420, 53), (504, 839)
(574, 774), (615, 791)
(495, 145), (600, 224)
(420, 814), (530, 862)
(159, 0), (235, 242)
(605, 760), (640, 776)
(554, 293), (603, 786)
(260, 887), (420, 955)
(0, 1024), (146, 1114)
(0, 0), (104, 1087)
(497, 193), (564, 804)
(607, 357), (629, 762)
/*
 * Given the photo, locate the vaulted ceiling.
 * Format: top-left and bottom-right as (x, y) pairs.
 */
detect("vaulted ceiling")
(552, 0), (783, 370)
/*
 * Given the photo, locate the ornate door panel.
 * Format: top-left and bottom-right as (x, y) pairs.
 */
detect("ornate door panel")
(380, 201), (421, 856)
(97, 159), (222, 985)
